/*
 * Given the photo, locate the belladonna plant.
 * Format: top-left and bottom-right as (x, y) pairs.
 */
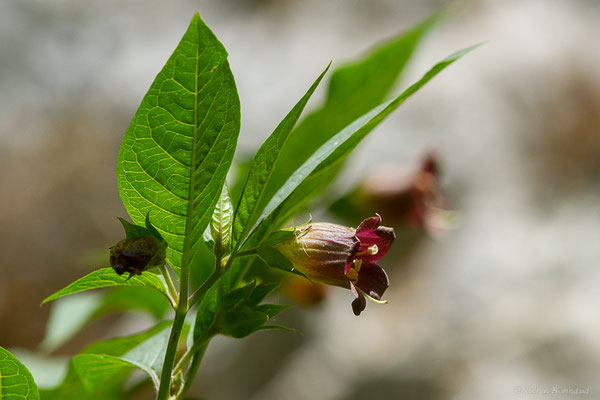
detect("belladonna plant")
(0, 12), (481, 400)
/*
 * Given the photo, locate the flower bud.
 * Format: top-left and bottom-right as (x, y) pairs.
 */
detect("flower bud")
(109, 236), (165, 278)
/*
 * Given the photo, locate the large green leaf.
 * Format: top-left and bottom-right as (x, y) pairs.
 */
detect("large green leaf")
(40, 288), (170, 353)
(232, 65), (330, 248)
(117, 13), (241, 272)
(0, 347), (40, 400)
(254, 15), (441, 224)
(40, 292), (104, 353)
(72, 323), (171, 391)
(245, 44), (480, 243)
(41, 268), (169, 305)
(82, 321), (172, 357)
(42, 322), (171, 399)
(38, 364), (125, 400)
(71, 355), (133, 394)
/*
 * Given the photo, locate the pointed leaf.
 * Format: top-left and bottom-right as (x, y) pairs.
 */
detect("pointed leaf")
(71, 355), (133, 394)
(117, 13), (241, 272)
(247, 282), (280, 306)
(0, 347), (40, 400)
(40, 288), (169, 353)
(259, 229), (294, 248)
(245, 44), (481, 243)
(41, 268), (169, 304)
(73, 322), (172, 391)
(257, 247), (310, 280)
(37, 323), (171, 400)
(118, 214), (164, 243)
(218, 307), (269, 339)
(255, 325), (300, 334)
(233, 65), (330, 248)
(255, 304), (290, 318)
(193, 283), (220, 341)
(256, 15), (442, 223)
(82, 321), (172, 356)
(40, 293), (104, 353)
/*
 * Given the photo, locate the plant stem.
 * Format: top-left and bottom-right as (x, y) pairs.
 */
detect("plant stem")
(157, 248), (192, 399)
(188, 269), (223, 307)
(159, 263), (179, 307)
(176, 345), (206, 400)
(173, 328), (213, 375)
(234, 248), (258, 258)
(156, 310), (187, 400)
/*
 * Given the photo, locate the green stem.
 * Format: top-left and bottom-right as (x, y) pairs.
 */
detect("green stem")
(156, 310), (187, 400)
(157, 249), (192, 399)
(234, 248), (258, 258)
(158, 263), (179, 307)
(188, 268), (223, 307)
(173, 328), (214, 375)
(176, 345), (206, 400)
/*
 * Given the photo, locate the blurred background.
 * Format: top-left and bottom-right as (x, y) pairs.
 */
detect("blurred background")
(1, 0), (600, 399)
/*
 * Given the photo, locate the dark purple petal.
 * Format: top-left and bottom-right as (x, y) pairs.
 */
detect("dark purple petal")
(350, 282), (366, 316)
(355, 214), (396, 262)
(354, 261), (389, 301)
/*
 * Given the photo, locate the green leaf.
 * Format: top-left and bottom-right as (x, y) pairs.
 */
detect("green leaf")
(233, 65), (330, 248)
(193, 283), (220, 341)
(210, 184), (233, 257)
(259, 229), (294, 248)
(41, 268), (169, 305)
(73, 322), (172, 392)
(246, 282), (280, 307)
(71, 354), (133, 394)
(39, 364), (125, 400)
(254, 304), (290, 318)
(37, 320), (171, 400)
(189, 239), (216, 289)
(3, 350), (68, 390)
(255, 15), (441, 220)
(257, 247), (308, 279)
(82, 321), (172, 356)
(0, 347), (40, 400)
(117, 13), (241, 272)
(255, 325), (299, 334)
(218, 307), (269, 339)
(40, 288), (170, 353)
(96, 286), (170, 320)
(40, 292), (104, 353)
(221, 282), (255, 311)
(118, 214), (164, 243)
(246, 44), (481, 242)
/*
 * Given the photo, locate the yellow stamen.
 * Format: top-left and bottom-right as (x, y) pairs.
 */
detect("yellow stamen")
(346, 267), (359, 282)
(353, 258), (363, 272)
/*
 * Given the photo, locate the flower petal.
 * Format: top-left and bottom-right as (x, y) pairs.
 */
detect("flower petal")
(354, 261), (389, 301)
(350, 282), (366, 316)
(355, 214), (395, 261)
